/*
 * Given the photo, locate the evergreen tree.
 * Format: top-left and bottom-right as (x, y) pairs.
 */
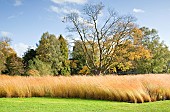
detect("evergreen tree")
(71, 41), (86, 74)
(27, 57), (52, 76)
(58, 35), (68, 59)
(36, 32), (62, 75)
(58, 35), (70, 75)
(23, 48), (36, 70)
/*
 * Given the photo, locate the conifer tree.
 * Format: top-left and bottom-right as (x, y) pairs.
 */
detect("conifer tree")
(36, 32), (62, 75)
(58, 35), (70, 75)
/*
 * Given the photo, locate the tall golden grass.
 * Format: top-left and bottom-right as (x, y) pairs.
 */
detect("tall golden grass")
(0, 74), (170, 103)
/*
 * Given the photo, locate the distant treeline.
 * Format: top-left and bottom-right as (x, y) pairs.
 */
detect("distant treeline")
(0, 27), (170, 76)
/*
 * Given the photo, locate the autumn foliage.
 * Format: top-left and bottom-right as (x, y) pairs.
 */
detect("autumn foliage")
(0, 74), (170, 103)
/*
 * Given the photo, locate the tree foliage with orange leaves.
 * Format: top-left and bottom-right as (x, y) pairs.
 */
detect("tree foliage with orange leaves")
(110, 28), (151, 73)
(71, 28), (151, 74)
(0, 37), (16, 74)
(134, 27), (170, 73)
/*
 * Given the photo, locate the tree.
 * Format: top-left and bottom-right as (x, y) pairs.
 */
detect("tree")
(58, 35), (68, 59)
(36, 32), (62, 75)
(0, 50), (5, 74)
(135, 27), (170, 73)
(6, 54), (25, 76)
(0, 37), (16, 74)
(111, 28), (151, 74)
(71, 41), (86, 74)
(23, 48), (36, 70)
(65, 3), (148, 75)
(58, 35), (70, 75)
(27, 57), (52, 76)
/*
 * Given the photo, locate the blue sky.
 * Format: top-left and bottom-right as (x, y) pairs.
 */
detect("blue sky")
(1, 0), (170, 57)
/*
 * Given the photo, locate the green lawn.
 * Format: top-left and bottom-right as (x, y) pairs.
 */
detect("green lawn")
(0, 98), (169, 112)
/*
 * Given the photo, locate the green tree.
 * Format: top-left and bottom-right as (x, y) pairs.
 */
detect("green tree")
(27, 57), (52, 76)
(23, 48), (36, 70)
(71, 41), (86, 74)
(135, 27), (170, 73)
(36, 32), (62, 75)
(6, 54), (25, 76)
(58, 35), (68, 59)
(58, 35), (70, 75)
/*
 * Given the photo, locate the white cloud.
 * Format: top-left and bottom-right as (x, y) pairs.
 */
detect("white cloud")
(8, 12), (23, 19)
(14, 0), (23, 6)
(78, 17), (94, 27)
(8, 15), (16, 19)
(0, 31), (12, 37)
(13, 43), (35, 57)
(50, 6), (60, 13)
(133, 8), (145, 13)
(50, 5), (80, 14)
(51, 0), (87, 4)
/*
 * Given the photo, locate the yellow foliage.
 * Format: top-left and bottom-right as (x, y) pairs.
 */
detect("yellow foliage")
(109, 67), (117, 73)
(70, 60), (78, 69)
(131, 28), (143, 45)
(27, 69), (40, 76)
(0, 41), (16, 57)
(78, 66), (90, 75)
(112, 37), (151, 72)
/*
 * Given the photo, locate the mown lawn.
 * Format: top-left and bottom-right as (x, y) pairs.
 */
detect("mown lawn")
(0, 98), (170, 112)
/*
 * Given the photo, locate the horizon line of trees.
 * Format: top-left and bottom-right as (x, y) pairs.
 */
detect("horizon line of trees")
(0, 27), (170, 76)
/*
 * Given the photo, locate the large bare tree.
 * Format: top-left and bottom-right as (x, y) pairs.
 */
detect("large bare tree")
(65, 3), (138, 75)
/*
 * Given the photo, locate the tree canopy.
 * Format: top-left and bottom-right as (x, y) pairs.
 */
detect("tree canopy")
(134, 27), (170, 74)
(0, 37), (16, 74)
(26, 32), (70, 76)
(66, 3), (150, 75)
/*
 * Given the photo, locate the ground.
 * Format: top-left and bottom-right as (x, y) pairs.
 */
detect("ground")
(0, 98), (170, 112)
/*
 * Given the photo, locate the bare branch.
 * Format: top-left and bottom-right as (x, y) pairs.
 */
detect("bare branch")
(65, 3), (137, 75)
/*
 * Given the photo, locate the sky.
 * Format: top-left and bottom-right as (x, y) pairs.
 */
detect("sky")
(1, 0), (170, 57)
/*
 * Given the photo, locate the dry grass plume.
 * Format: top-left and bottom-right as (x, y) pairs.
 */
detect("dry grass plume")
(0, 74), (170, 103)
